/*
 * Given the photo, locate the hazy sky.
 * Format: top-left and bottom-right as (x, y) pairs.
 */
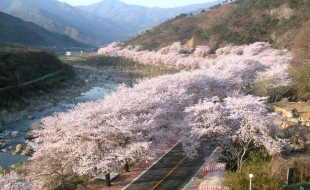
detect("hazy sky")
(57, 0), (216, 8)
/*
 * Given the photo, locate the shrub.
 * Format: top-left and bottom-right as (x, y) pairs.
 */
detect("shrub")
(289, 64), (310, 101)
(271, 154), (310, 183)
(223, 149), (284, 190)
(252, 80), (291, 102)
(223, 163), (284, 190)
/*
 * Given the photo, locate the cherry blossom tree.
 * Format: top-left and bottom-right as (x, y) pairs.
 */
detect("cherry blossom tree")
(182, 94), (286, 169)
(28, 110), (151, 188)
(214, 42), (292, 101)
(193, 46), (211, 58)
(0, 171), (32, 190)
(98, 41), (293, 100)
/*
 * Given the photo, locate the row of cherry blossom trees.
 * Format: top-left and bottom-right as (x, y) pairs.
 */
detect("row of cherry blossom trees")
(98, 42), (291, 78)
(99, 41), (292, 100)
(5, 42), (292, 189)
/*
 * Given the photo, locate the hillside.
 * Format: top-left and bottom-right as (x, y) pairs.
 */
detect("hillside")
(127, 0), (309, 51)
(0, 43), (74, 104)
(79, 0), (223, 35)
(126, 0), (310, 100)
(0, 11), (91, 49)
(0, 0), (129, 46)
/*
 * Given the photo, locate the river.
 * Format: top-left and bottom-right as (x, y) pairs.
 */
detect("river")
(0, 83), (117, 168)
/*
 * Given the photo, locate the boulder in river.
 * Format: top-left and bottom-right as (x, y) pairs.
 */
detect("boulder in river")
(24, 132), (35, 140)
(0, 142), (7, 149)
(21, 148), (32, 156)
(11, 131), (19, 138)
(12, 144), (23, 155)
(29, 121), (42, 131)
(27, 115), (36, 120)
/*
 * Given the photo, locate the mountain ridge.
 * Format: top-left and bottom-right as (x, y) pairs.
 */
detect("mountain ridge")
(0, 0), (224, 46)
(0, 0), (130, 46)
(0, 11), (92, 48)
(126, 0), (309, 54)
(79, 0), (223, 34)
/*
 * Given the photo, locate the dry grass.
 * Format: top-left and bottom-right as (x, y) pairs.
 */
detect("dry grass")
(125, 4), (236, 50)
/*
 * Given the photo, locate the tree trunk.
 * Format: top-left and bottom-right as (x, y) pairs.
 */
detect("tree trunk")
(124, 159), (130, 172)
(61, 178), (66, 190)
(105, 173), (112, 186)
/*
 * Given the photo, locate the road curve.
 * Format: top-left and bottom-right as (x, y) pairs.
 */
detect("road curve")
(124, 141), (217, 190)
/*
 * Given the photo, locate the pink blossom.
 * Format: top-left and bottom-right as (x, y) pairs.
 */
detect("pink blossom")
(0, 171), (32, 190)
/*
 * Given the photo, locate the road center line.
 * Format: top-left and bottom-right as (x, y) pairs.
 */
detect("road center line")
(151, 155), (187, 190)
(122, 142), (180, 190)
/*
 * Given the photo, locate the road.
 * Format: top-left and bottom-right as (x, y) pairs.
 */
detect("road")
(124, 141), (216, 190)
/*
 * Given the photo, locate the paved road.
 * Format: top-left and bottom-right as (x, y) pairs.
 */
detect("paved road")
(124, 141), (216, 190)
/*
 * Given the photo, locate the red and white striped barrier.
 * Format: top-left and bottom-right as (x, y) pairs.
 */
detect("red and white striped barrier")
(198, 184), (231, 190)
(202, 162), (226, 172)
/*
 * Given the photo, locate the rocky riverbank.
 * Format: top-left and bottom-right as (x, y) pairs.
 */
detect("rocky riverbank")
(0, 61), (137, 161)
(272, 99), (310, 153)
(0, 62), (135, 126)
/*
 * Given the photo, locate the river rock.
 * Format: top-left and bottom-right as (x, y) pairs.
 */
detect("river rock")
(1, 148), (7, 152)
(304, 133), (310, 141)
(27, 115), (36, 120)
(281, 98), (289, 103)
(45, 102), (54, 108)
(11, 131), (19, 138)
(284, 144), (293, 153)
(0, 142), (7, 149)
(13, 144), (23, 155)
(21, 148), (32, 156)
(293, 144), (305, 152)
(24, 132), (34, 140)
(29, 121), (41, 131)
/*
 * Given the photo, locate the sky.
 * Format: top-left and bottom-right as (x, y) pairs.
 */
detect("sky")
(57, 0), (216, 8)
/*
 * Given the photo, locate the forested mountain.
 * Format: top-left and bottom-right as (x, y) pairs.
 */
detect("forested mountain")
(79, 0), (223, 35)
(0, 11), (91, 48)
(127, 0), (310, 63)
(0, 0), (225, 46)
(0, 0), (129, 46)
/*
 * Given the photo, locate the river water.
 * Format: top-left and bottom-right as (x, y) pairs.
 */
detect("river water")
(0, 83), (117, 168)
